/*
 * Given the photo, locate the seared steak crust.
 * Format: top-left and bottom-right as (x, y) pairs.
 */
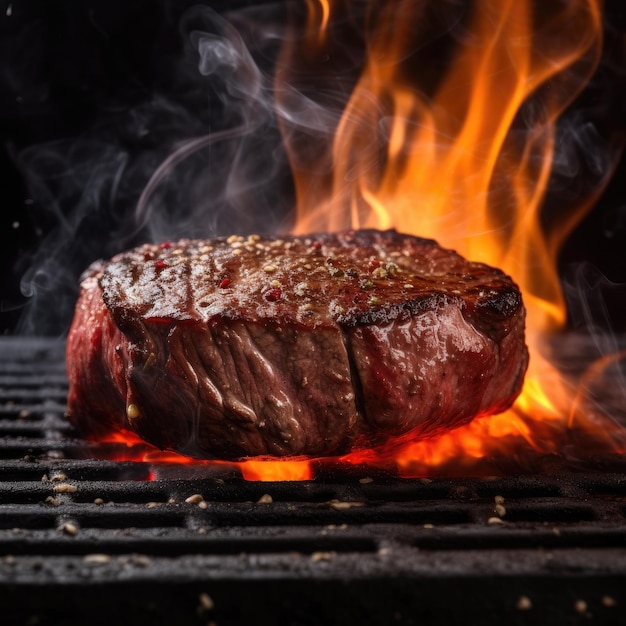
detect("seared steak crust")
(66, 229), (529, 459)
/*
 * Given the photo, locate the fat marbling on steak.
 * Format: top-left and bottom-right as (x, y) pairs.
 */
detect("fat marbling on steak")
(66, 229), (529, 459)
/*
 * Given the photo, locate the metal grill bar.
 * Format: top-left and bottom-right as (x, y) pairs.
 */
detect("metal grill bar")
(1, 338), (626, 625)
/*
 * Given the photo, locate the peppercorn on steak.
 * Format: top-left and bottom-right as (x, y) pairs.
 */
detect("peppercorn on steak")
(66, 229), (528, 459)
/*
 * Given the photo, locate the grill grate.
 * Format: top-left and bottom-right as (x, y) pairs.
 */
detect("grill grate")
(1, 338), (626, 625)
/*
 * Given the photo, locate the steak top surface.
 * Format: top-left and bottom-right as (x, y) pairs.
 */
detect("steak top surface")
(99, 229), (521, 334)
(67, 229), (529, 459)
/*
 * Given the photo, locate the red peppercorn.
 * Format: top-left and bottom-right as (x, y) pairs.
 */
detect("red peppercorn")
(159, 241), (171, 249)
(311, 241), (321, 251)
(265, 287), (282, 302)
(143, 252), (154, 261)
(368, 258), (380, 270)
(219, 277), (231, 289)
(155, 260), (167, 271)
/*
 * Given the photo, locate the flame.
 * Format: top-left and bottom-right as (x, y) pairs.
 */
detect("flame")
(91, 430), (313, 481)
(290, 0), (604, 305)
(274, 0), (622, 477)
(305, 0), (330, 41)
(239, 459), (313, 481)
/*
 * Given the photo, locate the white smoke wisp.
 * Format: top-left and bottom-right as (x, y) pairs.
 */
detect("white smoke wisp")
(10, 1), (625, 346)
(12, 4), (317, 335)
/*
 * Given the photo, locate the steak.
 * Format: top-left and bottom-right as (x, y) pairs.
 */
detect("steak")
(66, 229), (529, 459)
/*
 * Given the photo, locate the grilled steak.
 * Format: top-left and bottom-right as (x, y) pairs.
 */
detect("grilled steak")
(66, 229), (528, 459)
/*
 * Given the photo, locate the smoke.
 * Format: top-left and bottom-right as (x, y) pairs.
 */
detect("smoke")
(6, 0), (626, 341)
(11, 4), (299, 335)
(563, 261), (626, 338)
(14, 138), (135, 335)
(557, 258), (626, 438)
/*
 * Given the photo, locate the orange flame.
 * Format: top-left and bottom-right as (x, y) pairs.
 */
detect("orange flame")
(273, 0), (622, 477)
(239, 459), (313, 481)
(305, 0), (331, 42)
(93, 430), (313, 480)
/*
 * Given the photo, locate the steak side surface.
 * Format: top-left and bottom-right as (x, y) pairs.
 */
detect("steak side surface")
(66, 229), (529, 459)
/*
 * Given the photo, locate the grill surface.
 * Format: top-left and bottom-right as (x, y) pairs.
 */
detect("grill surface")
(1, 337), (626, 625)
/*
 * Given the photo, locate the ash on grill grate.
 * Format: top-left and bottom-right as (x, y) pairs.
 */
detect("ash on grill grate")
(1, 338), (626, 626)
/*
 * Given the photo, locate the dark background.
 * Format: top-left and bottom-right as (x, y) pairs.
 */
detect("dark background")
(1, 0), (625, 336)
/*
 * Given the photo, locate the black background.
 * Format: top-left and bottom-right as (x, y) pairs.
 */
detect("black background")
(1, 0), (625, 335)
